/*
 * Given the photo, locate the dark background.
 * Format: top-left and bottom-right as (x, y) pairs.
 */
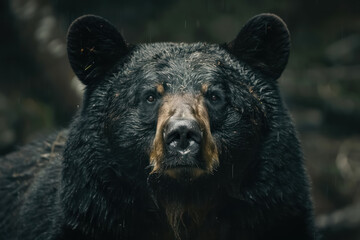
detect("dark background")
(0, 0), (359, 239)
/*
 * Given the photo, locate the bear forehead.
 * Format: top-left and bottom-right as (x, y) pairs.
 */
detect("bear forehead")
(133, 42), (230, 62)
(116, 42), (243, 90)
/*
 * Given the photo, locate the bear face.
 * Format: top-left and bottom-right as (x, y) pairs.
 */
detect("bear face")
(102, 42), (270, 200)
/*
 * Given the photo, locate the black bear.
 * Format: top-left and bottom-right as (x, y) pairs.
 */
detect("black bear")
(0, 14), (317, 240)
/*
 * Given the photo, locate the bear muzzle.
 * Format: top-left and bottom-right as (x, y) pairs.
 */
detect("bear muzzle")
(149, 94), (219, 178)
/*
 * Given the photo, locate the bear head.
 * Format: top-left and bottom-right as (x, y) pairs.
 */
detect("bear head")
(65, 13), (290, 237)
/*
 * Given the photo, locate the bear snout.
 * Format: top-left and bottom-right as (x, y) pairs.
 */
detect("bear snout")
(164, 118), (202, 155)
(150, 93), (219, 176)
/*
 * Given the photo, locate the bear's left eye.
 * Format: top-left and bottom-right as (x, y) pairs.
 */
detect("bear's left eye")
(207, 92), (222, 104)
(146, 95), (156, 103)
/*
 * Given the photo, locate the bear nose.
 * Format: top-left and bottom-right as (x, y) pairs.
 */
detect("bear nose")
(164, 118), (202, 153)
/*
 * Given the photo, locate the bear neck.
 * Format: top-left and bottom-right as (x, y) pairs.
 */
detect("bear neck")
(160, 194), (217, 240)
(147, 172), (221, 240)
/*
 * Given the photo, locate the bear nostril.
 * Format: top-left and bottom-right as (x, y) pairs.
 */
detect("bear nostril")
(164, 119), (201, 152)
(166, 132), (181, 147)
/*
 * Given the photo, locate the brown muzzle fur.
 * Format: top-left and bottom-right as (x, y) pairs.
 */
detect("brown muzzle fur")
(149, 93), (219, 176)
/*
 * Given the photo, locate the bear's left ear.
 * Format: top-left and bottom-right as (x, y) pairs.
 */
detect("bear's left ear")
(226, 13), (290, 79)
(67, 15), (129, 85)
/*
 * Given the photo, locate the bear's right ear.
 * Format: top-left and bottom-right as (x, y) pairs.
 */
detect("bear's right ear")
(67, 15), (129, 85)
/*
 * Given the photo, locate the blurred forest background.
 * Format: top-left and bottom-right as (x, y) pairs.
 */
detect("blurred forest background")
(0, 0), (359, 239)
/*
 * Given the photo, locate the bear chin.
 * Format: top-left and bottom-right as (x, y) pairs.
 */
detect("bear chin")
(164, 167), (207, 180)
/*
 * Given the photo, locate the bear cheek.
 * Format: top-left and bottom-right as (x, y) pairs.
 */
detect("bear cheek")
(149, 118), (167, 174)
(194, 97), (219, 173)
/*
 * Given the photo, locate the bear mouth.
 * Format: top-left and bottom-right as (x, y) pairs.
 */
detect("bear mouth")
(162, 153), (206, 169)
(161, 155), (207, 179)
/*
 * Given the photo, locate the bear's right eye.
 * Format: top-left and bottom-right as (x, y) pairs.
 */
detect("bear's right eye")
(146, 95), (156, 103)
(210, 94), (218, 102)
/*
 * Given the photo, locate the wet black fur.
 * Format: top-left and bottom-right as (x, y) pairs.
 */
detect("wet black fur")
(0, 14), (317, 239)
